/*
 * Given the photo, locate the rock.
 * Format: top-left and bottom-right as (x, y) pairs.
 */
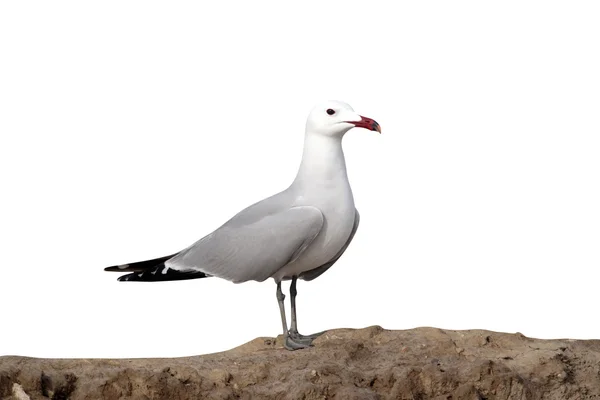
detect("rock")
(2, 326), (600, 399)
(11, 384), (29, 400)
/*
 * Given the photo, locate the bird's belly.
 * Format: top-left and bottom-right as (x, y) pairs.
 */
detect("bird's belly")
(273, 193), (355, 281)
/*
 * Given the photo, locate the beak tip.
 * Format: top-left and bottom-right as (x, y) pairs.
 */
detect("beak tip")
(372, 121), (381, 133)
(348, 115), (381, 133)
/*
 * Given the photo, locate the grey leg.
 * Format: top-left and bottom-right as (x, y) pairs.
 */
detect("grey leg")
(288, 276), (325, 344)
(289, 276), (299, 334)
(277, 281), (310, 350)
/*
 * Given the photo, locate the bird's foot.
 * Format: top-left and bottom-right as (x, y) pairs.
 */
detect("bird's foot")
(288, 329), (325, 345)
(284, 335), (312, 350)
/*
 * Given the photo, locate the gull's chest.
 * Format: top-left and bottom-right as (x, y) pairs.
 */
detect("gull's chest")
(294, 182), (355, 258)
(297, 181), (354, 223)
(274, 184), (354, 281)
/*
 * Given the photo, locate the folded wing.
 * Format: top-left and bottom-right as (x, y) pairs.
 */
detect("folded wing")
(166, 206), (324, 283)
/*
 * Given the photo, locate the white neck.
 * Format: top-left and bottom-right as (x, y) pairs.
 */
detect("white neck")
(292, 132), (348, 188)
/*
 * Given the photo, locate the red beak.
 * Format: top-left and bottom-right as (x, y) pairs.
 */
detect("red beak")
(348, 115), (382, 133)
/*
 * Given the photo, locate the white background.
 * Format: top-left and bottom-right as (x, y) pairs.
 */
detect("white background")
(1, 1), (599, 358)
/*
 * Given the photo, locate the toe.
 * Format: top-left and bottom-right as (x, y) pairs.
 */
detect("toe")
(284, 336), (312, 350)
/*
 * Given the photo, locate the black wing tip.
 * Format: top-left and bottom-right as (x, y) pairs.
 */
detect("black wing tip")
(116, 267), (210, 282)
(105, 265), (130, 272)
(117, 274), (133, 282)
(116, 271), (150, 282)
(104, 254), (179, 273)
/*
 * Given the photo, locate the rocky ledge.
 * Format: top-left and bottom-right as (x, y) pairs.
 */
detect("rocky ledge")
(2, 326), (600, 399)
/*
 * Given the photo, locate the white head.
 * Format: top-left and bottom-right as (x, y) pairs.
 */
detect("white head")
(305, 100), (381, 137)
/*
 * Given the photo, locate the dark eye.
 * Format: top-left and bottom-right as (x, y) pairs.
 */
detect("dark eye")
(326, 108), (335, 115)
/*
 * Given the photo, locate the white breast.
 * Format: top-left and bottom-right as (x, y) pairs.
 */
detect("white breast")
(272, 184), (355, 281)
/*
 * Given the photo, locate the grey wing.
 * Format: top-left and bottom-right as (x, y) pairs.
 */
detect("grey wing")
(299, 208), (360, 281)
(166, 205), (324, 283)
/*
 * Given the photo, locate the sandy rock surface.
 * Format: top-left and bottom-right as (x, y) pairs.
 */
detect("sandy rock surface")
(2, 326), (600, 399)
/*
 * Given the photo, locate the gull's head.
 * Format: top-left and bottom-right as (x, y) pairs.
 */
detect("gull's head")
(305, 100), (381, 137)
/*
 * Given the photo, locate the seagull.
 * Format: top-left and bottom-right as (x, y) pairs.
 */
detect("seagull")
(105, 100), (381, 350)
